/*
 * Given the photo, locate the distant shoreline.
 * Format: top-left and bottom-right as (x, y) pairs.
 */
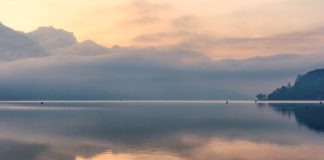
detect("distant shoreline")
(0, 100), (322, 104)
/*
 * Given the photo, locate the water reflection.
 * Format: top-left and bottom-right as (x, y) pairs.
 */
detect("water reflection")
(266, 104), (324, 132)
(76, 139), (324, 160)
(0, 102), (323, 160)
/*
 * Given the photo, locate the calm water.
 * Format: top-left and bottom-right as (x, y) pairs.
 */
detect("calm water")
(0, 102), (323, 160)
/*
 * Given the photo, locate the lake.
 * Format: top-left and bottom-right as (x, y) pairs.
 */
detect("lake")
(0, 101), (323, 160)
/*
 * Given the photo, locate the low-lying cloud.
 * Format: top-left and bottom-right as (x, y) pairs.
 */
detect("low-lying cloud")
(0, 23), (323, 100)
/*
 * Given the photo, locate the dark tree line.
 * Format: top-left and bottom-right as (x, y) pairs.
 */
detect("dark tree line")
(257, 69), (324, 100)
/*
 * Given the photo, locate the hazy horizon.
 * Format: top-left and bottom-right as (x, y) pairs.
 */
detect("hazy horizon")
(1, 0), (324, 99)
(1, 1), (324, 160)
(0, 22), (324, 100)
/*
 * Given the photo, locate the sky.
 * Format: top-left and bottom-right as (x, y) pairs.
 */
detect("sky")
(0, 0), (324, 99)
(1, 0), (324, 59)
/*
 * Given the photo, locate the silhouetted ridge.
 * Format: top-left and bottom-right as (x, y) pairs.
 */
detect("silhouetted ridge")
(0, 23), (45, 60)
(265, 69), (324, 100)
(28, 26), (77, 50)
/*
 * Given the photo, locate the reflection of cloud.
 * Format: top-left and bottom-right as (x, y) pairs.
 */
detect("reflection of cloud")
(1, 103), (324, 159)
(73, 137), (324, 160)
(76, 151), (182, 160)
(189, 138), (324, 160)
(2, 134), (323, 160)
(0, 140), (47, 160)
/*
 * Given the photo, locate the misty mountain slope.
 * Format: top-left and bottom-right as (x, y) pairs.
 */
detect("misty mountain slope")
(0, 23), (45, 61)
(267, 69), (324, 100)
(53, 40), (110, 56)
(1, 23), (324, 99)
(28, 26), (110, 56)
(27, 26), (77, 50)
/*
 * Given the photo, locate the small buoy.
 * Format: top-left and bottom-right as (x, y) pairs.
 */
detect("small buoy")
(254, 100), (258, 103)
(41, 102), (44, 105)
(226, 101), (229, 104)
(320, 101), (323, 105)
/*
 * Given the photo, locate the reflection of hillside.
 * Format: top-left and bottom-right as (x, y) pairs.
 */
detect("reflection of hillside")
(268, 104), (324, 132)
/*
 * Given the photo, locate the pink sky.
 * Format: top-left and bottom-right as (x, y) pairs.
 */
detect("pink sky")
(1, 0), (324, 59)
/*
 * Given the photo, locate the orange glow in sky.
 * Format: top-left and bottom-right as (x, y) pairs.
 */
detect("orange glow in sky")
(1, 0), (324, 59)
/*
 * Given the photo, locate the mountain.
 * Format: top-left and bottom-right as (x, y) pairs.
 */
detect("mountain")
(265, 69), (324, 100)
(54, 40), (110, 56)
(0, 23), (45, 61)
(27, 26), (77, 50)
(0, 23), (110, 61)
(27, 26), (110, 56)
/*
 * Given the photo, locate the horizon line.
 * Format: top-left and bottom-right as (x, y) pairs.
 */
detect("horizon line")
(0, 100), (322, 104)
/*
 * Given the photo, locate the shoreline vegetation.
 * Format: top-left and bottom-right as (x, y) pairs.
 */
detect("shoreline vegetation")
(257, 68), (324, 101)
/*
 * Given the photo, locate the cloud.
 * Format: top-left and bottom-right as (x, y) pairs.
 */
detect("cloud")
(0, 24), (110, 60)
(171, 15), (199, 31)
(121, 0), (171, 27)
(0, 23), (46, 61)
(133, 31), (197, 46)
(27, 26), (110, 56)
(0, 23), (324, 100)
(28, 26), (77, 50)
(129, 16), (162, 24)
(134, 26), (324, 59)
(129, 0), (171, 16)
(3, 0), (324, 51)
(0, 51), (323, 100)
(53, 40), (110, 56)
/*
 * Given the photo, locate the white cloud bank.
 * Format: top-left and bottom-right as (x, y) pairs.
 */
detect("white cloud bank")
(0, 23), (323, 100)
